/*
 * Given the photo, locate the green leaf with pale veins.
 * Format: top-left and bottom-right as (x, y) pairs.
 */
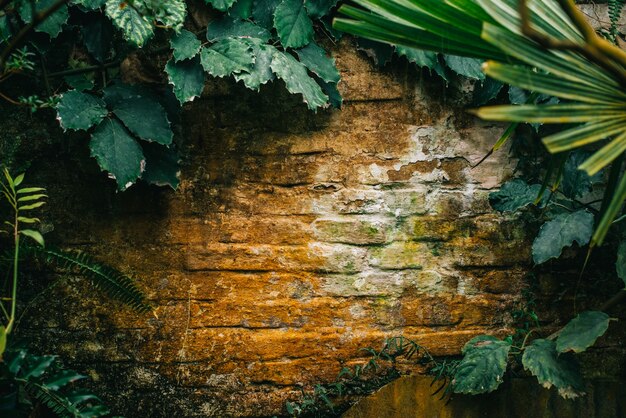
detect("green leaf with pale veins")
(271, 50), (328, 110)
(105, 0), (153, 47)
(395, 46), (438, 69)
(234, 41), (275, 90)
(89, 118), (145, 190)
(556, 311), (611, 353)
(305, 0), (337, 18)
(152, 0), (186, 31)
(56, 90), (108, 131)
(274, 0), (314, 48)
(165, 56), (205, 104)
(200, 38), (255, 78)
(141, 142), (180, 189)
(451, 335), (511, 395)
(532, 210), (594, 265)
(171, 29), (202, 62)
(444, 55), (485, 80)
(252, 0), (281, 29)
(205, 0), (237, 11)
(206, 17), (271, 42)
(72, 0), (106, 9)
(489, 179), (546, 212)
(19, 0), (69, 38)
(113, 97), (173, 145)
(295, 41), (340, 84)
(522, 339), (585, 399)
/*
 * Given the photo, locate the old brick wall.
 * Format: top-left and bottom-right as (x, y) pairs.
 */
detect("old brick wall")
(16, 38), (535, 417)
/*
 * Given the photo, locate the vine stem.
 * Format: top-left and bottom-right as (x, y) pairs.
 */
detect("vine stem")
(6, 198), (18, 334)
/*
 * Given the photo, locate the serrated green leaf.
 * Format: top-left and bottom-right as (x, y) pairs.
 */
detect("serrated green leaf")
(617, 240), (626, 287)
(71, 0), (105, 10)
(141, 142), (180, 189)
(508, 86), (528, 105)
(233, 42), (275, 90)
(56, 90), (108, 131)
(200, 38), (255, 78)
(561, 151), (599, 199)
(295, 41), (340, 84)
(305, 0), (337, 19)
(206, 17), (271, 42)
(44, 370), (87, 390)
(320, 79), (342, 109)
(473, 77), (503, 106)
(19, 0), (69, 38)
(274, 0), (314, 48)
(395, 46), (438, 69)
(451, 335), (511, 394)
(171, 29), (202, 62)
(252, 0), (281, 29)
(152, 0), (186, 31)
(229, 0), (253, 18)
(270, 50), (328, 110)
(81, 13), (114, 62)
(22, 355), (56, 378)
(89, 118), (145, 190)
(556, 311), (611, 353)
(522, 339), (584, 399)
(20, 229), (45, 246)
(532, 210), (594, 265)
(489, 179), (545, 212)
(444, 55), (485, 80)
(113, 97), (173, 145)
(205, 0), (237, 11)
(105, 0), (153, 47)
(65, 74), (96, 91)
(165, 56), (205, 104)
(356, 38), (393, 68)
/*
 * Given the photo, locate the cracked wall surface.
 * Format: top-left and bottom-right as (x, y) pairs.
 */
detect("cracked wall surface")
(15, 38), (536, 417)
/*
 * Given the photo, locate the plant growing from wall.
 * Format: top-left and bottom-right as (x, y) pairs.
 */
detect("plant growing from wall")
(334, 0), (626, 400)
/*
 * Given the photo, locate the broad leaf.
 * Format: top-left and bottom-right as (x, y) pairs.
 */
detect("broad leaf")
(295, 42), (340, 84)
(229, 0), (253, 18)
(522, 339), (584, 399)
(445, 55), (485, 80)
(556, 311), (611, 353)
(206, 17), (271, 42)
(171, 29), (202, 62)
(617, 240), (626, 287)
(532, 210), (594, 265)
(152, 0), (186, 31)
(451, 335), (511, 395)
(113, 98), (172, 145)
(205, 0), (238, 11)
(561, 151), (598, 199)
(234, 41), (275, 90)
(305, 0), (337, 19)
(72, 0), (106, 9)
(200, 38), (255, 78)
(141, 143), (180, 189)
(395, 46), (438, 69)
(89, 118), (145, 190)
(252, 0), (281, 29)
(165, 56), (205, 104)
(489, 179), (544, 212)
(274, 0), (314, 48)
(81, 13), (113, 62)
(56, 90), (108, 131)
(473, 77), (504, 106)
(20, 229), (45, 246)
(19, 0), (69, 38)
(65, 73), (95, 91)
(320, 79), (342, 109)
(105, 0), (153, 47)
(270, 50), (328, 110)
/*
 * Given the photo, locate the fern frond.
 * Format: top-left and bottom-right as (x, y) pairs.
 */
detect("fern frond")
(27, 246), (151, 313)
(24, 380), (82, 418)
(609, 0), (625, 36)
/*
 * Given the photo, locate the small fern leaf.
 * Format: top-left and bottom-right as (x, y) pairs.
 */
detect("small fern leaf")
(24, 381), (82, 418)
(29, 246), (151, 313)
(105, 0), (153, 47)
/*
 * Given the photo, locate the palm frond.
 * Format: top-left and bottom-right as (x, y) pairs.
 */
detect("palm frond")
(27, 245), (151, 313)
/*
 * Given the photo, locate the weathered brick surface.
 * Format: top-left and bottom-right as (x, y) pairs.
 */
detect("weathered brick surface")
(17, 38), (538, 417)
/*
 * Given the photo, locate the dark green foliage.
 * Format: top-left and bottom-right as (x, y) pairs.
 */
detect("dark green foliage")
(556, 311), (611, 354)
(450, 336), (510, 395)
(0, 349), (115, 417)
(489, 179), (546, 212)
(26, 246), (152, 313)
(531, 210), (594, 265)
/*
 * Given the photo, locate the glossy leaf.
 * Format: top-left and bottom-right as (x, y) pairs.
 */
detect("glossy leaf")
(451, 335), (511, 394)
(270, 50), (328, 110)
(274, 0), (314, 48)
(112, 97), (173, 145)
(395, 46), (438, 69)
(105, 0), (153, 47)
(556, 311), (611, 354)
(171, 29), (202, 62)
(165, 56), (205, 104)
(56, 90), (108, 131)
(445, 55), (485, 80)
(89, 118), (145, 190)
(200, 38), (255, 78)
(295, 42), (340, 84)
(234, 41), (275, 90)
(522, 339), (584, 399)
(252, 0), (282, 29)
(532, 210), (594, 265)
